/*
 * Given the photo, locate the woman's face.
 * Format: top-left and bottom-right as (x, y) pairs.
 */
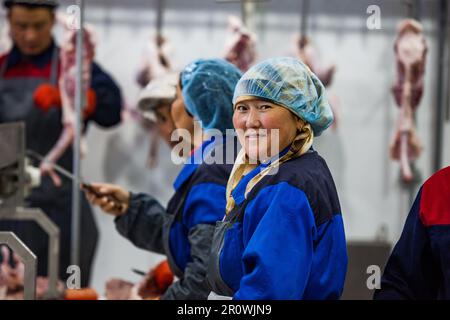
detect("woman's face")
(153, 104), (176, 147)
(170, 82), (194, 134)
(233, 99), (301, 162)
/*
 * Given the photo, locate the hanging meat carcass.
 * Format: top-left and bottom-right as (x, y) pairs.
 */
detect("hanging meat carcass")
(136, 34), (173, 89)
(33, 17), (96, 186)
(296, 35), (336, 86)
(134, 34), (175, 168)
(224, 15), (257, 72)
(390, 19), (427, 182)
(296, 35), (340, 129)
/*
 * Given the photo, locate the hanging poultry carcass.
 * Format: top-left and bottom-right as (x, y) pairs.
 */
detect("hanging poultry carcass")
(390, 19), (427, 182)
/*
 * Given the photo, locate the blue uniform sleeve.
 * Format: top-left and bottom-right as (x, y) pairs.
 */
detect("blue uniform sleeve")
(87, 62), (122, 127)
(374, 188), (437, 299)
(234, 182), (317, 300)
(114, 192), (167, 254)
(182, 182), (227, 228)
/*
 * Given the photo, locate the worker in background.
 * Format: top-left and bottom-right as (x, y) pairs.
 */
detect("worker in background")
(0, 0), (122, 286)
(137, 72), (178, 148)
(206, 57), (348, 300)
(103, 72), (177, 300)
(374, 166), (450, 299)
(84, 59), (242, 299)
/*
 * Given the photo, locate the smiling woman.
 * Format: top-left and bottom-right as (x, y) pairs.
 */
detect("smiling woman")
(233, 98), (301, 163)
(206, 57), (348, 300)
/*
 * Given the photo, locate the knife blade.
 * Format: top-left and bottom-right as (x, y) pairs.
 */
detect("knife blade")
(26, 149), (125, 211)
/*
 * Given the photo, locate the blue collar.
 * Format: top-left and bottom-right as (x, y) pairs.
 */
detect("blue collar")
(173, 137), (218, 191)
(6, 39), (56, 70)
(259, 145), (291, 168)
(231, 165), (263, 206)
(231, 145), (310, 205)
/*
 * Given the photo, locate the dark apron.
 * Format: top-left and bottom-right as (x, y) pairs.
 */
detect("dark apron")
(162, 173), (198, 279)
(0, 49), (98, 286)
(206, 204), (247, 298)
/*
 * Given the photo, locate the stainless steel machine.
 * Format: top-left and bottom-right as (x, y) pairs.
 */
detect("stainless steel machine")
(0, 122), (61, 299)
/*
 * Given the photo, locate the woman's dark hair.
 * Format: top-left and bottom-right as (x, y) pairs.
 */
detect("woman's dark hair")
(177, 73), (194, 117)
(178, 74), (183, 90)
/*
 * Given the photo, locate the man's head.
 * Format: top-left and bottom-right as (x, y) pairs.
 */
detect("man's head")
(4, 0), (58, 56)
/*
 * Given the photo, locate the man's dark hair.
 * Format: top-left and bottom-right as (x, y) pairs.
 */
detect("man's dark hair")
(4, 0), (58, 10)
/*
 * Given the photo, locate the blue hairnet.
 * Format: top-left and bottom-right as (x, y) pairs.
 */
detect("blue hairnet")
(181, 58), (242, 133)
(232, 57), (334, 136)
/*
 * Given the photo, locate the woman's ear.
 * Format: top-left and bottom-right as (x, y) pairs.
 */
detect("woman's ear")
(295, 117), (305, 132)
